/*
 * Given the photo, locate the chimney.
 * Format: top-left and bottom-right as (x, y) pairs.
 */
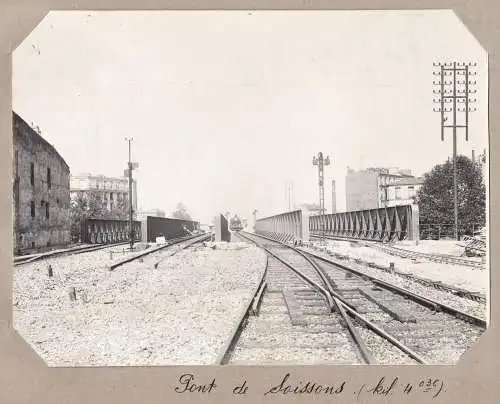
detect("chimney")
(331, 180), (337, 214)
(472, 149), (476, 162)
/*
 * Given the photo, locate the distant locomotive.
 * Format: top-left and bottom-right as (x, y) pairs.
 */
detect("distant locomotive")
(229, 215), (244, 231)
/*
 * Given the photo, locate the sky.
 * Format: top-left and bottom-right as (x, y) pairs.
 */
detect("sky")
(12, 10), (488, 225)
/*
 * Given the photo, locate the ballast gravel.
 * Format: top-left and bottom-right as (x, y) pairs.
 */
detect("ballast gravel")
(301, 247), (487, 321)
(13, 242), (266, 366)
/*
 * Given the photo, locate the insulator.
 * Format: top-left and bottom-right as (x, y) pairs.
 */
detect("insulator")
(433, 108), (441, 112)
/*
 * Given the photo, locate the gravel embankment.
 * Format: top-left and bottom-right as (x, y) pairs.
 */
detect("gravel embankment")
(13, 242), (266, 366)
(301, 246), (487, 321)
(310, 240), (488, 295)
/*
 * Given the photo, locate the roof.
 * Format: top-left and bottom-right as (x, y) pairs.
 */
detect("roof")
(13, 111), (70, 171)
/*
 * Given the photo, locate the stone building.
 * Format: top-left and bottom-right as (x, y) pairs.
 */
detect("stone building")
(346, 167), (423, 211)
(70, 173), (137, 217)
(12, 112), (71, 254)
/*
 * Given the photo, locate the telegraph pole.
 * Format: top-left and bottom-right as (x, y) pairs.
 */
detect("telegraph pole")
(433, 62), (477, 240)
(312, 152), (330, 215)
(125, 137), (135, 250)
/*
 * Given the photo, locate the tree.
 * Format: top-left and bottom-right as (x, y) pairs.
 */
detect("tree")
(70, 193), (88, 242)
(172, 203), (192, 221)
(416, 155), (486, 236)
(70, 190), (117, 242)
(108, 195), (129, 220)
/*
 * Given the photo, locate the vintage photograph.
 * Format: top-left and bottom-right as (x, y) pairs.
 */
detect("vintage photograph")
(12, 10), (488, 366)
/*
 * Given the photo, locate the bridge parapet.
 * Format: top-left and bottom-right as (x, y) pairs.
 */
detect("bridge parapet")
(309, 204), (419, 242)
(255, 209), (310, 243)
(81, 218), (142, 244)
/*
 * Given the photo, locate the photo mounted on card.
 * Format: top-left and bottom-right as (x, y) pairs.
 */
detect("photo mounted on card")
(9, 9), (489, 368)
(2, 4), (498, 404)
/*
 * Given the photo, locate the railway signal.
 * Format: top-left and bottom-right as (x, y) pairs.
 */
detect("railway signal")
(432, 62), (477, 240)
(312, 152), (331, 216)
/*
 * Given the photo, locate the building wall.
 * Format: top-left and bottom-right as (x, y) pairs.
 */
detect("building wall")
(381, 183), (422, 207)
(13, 112), (71, 253)
(345, 169), (379, 211)
(346, 167), (423, 212)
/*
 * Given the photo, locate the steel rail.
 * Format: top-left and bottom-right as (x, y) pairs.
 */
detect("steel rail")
(246, 232), (431, 364)
(310, 233), (484, 268)
(241, 232), (375, 364)
(217, 254), (269, 365)
(152, 236), (208, 269)
(303, 249), (487, 329)
(14, 241), (131, 266)
(240, 232), (335, 310)
(311, 236), (486, 303)
(108, 234), (209, 271)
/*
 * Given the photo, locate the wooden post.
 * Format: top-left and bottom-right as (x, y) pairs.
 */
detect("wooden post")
(68, 287), (76, 301)
(48, 265), (53, 277)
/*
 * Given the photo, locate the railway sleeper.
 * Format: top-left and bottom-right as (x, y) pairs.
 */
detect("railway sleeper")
(358, 288), (417, 323)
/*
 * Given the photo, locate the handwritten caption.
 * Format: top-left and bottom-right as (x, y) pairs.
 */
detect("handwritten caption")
(173, 373), (445, 399)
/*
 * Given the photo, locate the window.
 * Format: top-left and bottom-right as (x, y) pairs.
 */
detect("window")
(30, 162), (34, 186)
(408, 186), (414, 190)
(30, 201), (35, 218)
(46, 202), (50, 219)
(47, 168), (51, 189)
(395, 186), (401, 200)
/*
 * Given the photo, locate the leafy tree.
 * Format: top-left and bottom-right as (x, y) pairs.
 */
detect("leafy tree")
(172, 203), (192, 221)
(416, 155), (486, 235)
(70, 191), (132, 242)
(108, 195), (130, 220)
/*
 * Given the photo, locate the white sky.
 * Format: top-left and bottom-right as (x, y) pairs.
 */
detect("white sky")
(12, 10), (488, 225)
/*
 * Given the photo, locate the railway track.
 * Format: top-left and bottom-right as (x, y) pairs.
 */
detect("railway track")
(308, 239), (486, 304)
(311, 233), (484, 269)
(109, 233), (211, 270)
(368, 242), (485, 269)
(14, 241), (131, 266)
(219, 231), (485, 365)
